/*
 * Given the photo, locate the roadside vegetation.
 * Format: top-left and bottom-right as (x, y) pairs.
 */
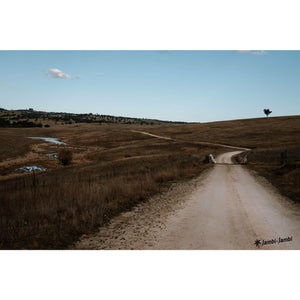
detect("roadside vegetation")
(0, 152), (212, 249)
(236, 145), (300, 202)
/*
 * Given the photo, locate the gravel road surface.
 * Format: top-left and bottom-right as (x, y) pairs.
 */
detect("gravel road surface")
(73, 150), (299, 250)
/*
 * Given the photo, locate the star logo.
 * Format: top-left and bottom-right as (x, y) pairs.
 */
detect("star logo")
(254, 239), (261, 248)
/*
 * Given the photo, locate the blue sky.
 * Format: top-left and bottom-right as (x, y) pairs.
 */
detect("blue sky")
(0, 50), (299, 122)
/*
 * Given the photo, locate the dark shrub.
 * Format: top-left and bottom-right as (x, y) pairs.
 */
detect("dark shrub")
(203, 155), (210, 163)
(57, 149), (72, 166)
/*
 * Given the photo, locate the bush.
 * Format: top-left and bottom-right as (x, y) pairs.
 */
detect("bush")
(58, 149), (72, 166)
(203, 155), (210, 163)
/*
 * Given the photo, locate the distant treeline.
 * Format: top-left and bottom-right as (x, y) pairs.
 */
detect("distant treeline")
(0, 119), (43, 128)
(0, 109), (187, 126)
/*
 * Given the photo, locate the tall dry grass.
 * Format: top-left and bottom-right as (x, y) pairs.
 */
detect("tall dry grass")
(236, 145), (300, 202)
(0, 153), (209, 249)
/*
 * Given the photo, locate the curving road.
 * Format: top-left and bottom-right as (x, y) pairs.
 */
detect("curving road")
(148, 151), (300, 249)
(132, 130), (251, 151)
(73, 150), (300, 250)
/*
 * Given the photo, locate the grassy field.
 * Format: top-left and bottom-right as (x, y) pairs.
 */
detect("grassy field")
(0, 124), (219, 249)
(149, 116), (300, 202)
(146, 115), (300, 149)
(0, 115), (299, 249)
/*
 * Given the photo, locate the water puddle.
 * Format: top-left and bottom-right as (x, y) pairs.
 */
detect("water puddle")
(15, 166), (47, 173)
(26, 137), (67, 145)
(26, 137), (89, 159)
(46, 153), (58, 159)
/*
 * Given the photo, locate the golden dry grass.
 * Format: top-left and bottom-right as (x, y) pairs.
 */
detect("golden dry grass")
(0, 153), (211, 249)
(0, 115), (299, 249)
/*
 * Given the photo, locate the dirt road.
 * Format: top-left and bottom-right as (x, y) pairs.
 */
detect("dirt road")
(132, 130), (251, 150)
(73, 150), (300, 250)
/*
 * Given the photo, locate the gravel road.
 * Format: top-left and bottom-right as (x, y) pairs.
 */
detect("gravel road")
(73, 150), (300, 250)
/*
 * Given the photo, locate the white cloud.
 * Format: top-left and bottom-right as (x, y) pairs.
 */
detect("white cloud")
(235, 50), (267, 55)
(46, 68), (72, 79)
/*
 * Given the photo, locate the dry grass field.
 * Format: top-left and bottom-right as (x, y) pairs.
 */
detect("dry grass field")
(0, 123), (219, 249)
(149, 116), (300, 202)
(0, 115), (299, 249)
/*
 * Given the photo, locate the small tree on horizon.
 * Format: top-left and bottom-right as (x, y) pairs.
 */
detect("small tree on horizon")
(263, 109), (272, 117)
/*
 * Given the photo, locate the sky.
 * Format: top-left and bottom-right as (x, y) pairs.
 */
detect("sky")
(0, 50), (299, 122)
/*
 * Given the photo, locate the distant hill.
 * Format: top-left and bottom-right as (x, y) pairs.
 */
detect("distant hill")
(0, 109), (186, 127)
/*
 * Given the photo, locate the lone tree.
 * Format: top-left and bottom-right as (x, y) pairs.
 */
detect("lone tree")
(263, 108), (272, 117)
